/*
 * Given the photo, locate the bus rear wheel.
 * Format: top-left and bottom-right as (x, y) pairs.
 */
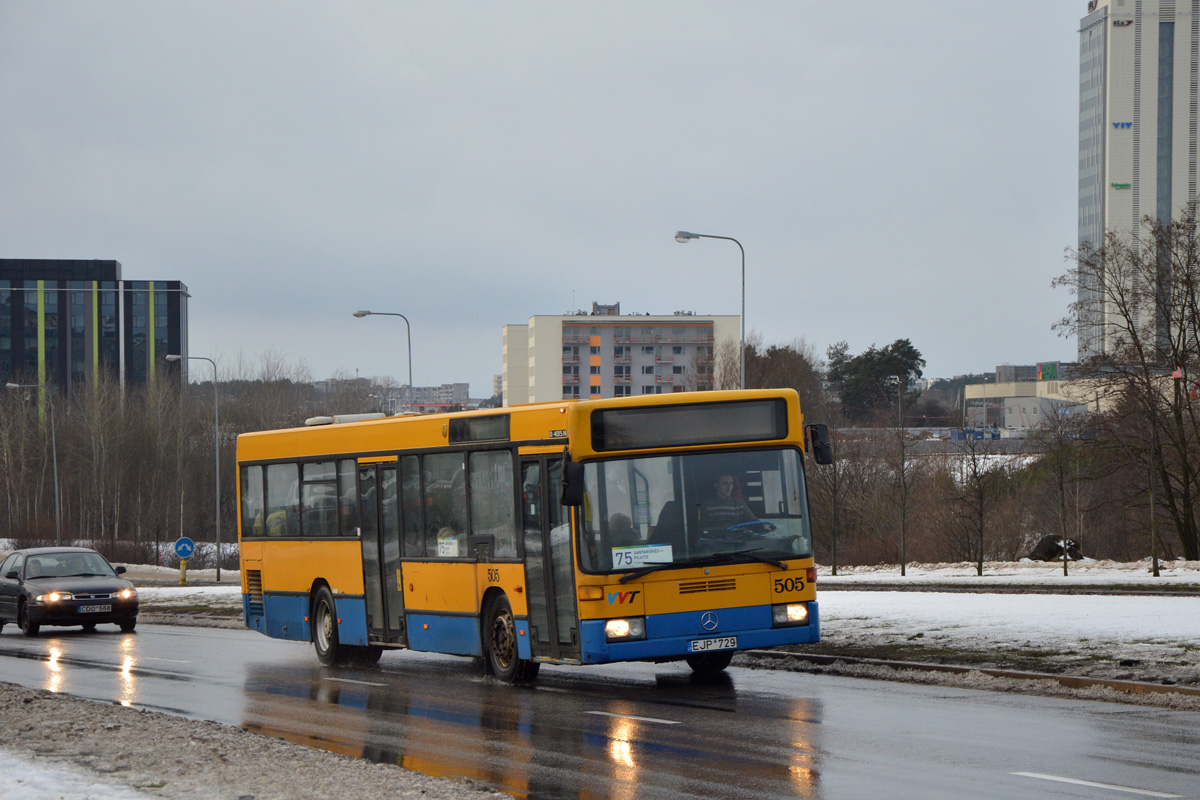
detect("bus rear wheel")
(313, 586), (349, 666)
(686, 651), (733, 675)
(485, 595), (539, 684)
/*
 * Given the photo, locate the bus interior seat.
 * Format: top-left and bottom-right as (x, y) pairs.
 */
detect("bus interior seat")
(650, 501), (684, 549)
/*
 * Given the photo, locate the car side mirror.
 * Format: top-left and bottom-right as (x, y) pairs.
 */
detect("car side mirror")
(115, 566), (127, 574)
(806, 423), (834, 465)
(5, 570), (18, 580)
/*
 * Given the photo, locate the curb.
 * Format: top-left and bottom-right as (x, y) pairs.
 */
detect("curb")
(746, 649), (1200, 697)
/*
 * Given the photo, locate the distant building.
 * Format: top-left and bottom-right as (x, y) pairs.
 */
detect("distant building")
(501, 301), (739, 405)
(964, 363), (1088, 430)
(1077, 1), (1200, 360)
(0, 259), (189, 397)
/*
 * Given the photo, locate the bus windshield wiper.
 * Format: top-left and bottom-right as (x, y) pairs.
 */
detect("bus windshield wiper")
(618, 549), (787, 584)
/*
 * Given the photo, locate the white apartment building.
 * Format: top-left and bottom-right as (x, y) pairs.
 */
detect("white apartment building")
(501, 302), (739, 406)
(1078, 0), (1200, 359)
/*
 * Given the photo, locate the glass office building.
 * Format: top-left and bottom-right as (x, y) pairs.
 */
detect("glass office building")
(1077, 0), (1200, 359)
(0, 259), (189, 396)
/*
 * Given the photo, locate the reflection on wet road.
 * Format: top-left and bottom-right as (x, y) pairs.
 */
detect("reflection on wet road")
(241, 658), (821, 799)
(1, 624), (1196, 799)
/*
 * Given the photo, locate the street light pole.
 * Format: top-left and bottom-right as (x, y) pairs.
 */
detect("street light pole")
(166, 355), (221, 581)
(675, 231), (745, 390)
(6, 383), (61, 545)
(353, 310), (413, 411)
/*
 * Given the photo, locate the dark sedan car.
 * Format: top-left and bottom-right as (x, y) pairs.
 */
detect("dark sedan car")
(0, 547), (138, 636)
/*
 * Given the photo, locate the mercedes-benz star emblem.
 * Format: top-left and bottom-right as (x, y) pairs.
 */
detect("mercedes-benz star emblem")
(701, 611), (719, 631)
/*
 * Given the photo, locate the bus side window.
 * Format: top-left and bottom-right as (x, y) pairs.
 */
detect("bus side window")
(265, 463), (298, 537)
(424, 453), (466, 557)
(337, 459), (357, 536)
(400, 455), (423, 556)
(470, 450), (516, 559)
(241, 465), (264, 537)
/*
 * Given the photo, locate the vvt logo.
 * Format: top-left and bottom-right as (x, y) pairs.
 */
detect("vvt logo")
(607, 590), (641, 604)
(1113, 122), (1132, 129)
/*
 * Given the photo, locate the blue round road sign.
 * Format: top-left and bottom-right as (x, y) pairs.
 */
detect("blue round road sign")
(174, 537), (195, 559)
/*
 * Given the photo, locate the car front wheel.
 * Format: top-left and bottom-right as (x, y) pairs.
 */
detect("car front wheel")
(18, 602), (39, 637)
(119, 618), (136, 633)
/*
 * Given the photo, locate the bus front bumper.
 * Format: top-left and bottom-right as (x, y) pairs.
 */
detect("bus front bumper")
(579, 601), (819, 664)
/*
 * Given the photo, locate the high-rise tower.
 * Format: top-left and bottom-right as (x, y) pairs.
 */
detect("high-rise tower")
(1078, 0), (1200, 360)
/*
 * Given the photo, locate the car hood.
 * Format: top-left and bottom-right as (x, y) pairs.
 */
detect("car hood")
(24, 576), (135, 595)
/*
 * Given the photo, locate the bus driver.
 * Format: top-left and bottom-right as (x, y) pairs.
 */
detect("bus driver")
(698, 474), (757, 533)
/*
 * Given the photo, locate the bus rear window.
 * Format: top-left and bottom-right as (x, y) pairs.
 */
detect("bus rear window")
(591, 399), (787, 451)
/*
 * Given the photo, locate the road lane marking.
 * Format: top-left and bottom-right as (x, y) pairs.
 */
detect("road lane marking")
(585, 711), (681, 725)
(1013, 772), (1182, 797)
(325, 677), (387, 687)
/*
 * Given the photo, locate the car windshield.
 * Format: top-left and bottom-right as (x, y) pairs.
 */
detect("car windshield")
(576, 447), (812, 574)
(25, 552), (116, 579)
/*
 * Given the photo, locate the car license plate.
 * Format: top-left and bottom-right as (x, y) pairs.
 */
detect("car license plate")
(80, 604), (111, 614)
(688, 636), (737, 653)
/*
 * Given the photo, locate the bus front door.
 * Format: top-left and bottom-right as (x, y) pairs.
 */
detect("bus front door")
(359, 463), (406, 645)
(521, 458), (580, 662)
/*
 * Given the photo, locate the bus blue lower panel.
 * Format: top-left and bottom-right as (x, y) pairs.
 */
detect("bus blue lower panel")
(406, 613), (482, 656)
(243, 592), (308, 642)
(580, 601), (819, 664)
(404, 613), (533, 659)
(332, 596), (369, 647)
(245, 592), (369, 647)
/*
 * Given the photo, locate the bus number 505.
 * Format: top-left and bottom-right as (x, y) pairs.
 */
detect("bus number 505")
(774, 577), (805, 593)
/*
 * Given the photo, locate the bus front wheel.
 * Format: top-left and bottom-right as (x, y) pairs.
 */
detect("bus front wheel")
(686, 651), (733, 675)
(485, 595), (539, 684)
(313, 586), (349, 666)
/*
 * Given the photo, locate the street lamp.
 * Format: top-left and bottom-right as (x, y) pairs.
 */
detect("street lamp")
(6, 383), (61, 545)
(166, 354), (222, 581)
(353, 310), (413, 411)
(674, 231), (746, 390)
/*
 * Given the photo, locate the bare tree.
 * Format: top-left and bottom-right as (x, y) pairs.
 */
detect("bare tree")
(1057, 203), (1200, 559)
(714, 336), (741, 390)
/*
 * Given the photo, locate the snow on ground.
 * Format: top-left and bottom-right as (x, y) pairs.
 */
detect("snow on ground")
(0, 749), (154, 800)
(821, 589), (1200, 646)
(817, 558), (1200, 588)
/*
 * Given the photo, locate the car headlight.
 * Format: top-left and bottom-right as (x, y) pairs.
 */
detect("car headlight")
(37, 592), (73, 602)
(604, 617), (646, 642)
(117, 588), (136, 600)
(772, 602), (809, 626)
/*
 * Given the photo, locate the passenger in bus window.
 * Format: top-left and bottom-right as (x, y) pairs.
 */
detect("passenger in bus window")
(608, 513), (638, 547)
(698, 474), (756, 533)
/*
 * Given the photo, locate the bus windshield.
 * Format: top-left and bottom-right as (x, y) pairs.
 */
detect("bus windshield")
(577, 447), (812, 574)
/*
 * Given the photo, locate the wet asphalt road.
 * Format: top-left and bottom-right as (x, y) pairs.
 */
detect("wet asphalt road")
(0, 623), (1196, 799)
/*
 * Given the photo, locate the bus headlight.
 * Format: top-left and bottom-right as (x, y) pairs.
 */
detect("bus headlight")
(605, 617), (646, 642)
(772, 603), (809, 627)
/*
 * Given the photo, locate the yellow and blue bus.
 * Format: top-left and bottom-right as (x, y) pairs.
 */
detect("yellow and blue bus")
(236, 389), (832, 682)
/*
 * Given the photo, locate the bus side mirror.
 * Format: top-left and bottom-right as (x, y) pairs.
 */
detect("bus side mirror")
(561, 456), (585, 506)
(806, 423), (834, 465)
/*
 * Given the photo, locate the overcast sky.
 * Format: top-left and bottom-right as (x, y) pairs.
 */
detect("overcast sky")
(1, 2), (1084, 395)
